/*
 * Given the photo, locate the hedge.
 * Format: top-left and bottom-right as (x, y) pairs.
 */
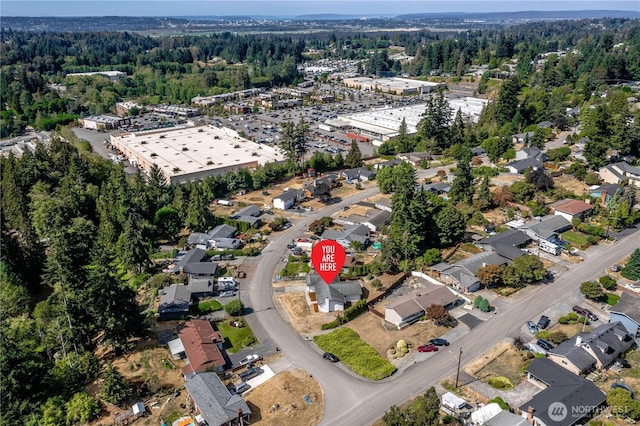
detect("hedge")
(321, 300), (367, 329)
(314, 328), (396, 380)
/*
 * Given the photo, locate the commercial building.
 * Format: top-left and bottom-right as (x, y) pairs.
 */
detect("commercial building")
(66, 70), (126, 81)
(342, 77), (444, 95)
(78, 114), (131, 130)
(109, 125), (284, 184)
(326, 97), (489, 143)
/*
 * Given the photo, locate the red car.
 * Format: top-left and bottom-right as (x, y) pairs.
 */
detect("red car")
(417, 344), (438, 353)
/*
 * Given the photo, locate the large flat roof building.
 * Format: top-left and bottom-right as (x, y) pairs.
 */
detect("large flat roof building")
(327, 96), (489, 143)
(110, 125), (284, 184)
(66, 70), (126, 81)
(343, 77), (444, 95)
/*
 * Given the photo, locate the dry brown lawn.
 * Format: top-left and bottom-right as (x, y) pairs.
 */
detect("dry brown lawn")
(347, 312), (449, 357)
(464, 341), (527, 385)
(245, 369), (323, 426)
(275, 293), (337, 333)
(553, 174), (591, 196)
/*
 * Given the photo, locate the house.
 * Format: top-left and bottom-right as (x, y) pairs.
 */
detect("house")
(590, 183), (623, 205)
(209, 224), (237, 240)
(515, 146), (547, 162)
(188, 225), (238, 250)
(374, 158), (403, 170)
(341, 167), (376, 182)
(374, 196), (393, 212)
(475, 229), (531, 258)
(398, 151), (432, 167)
(518, 215), (572, 243)
(363, 209), (391, 233)
(431, 251), (513, 293)
(273, 189), (304, 210)
(212, 238), (242, 250)
(483, 410), (529, 426)
(598, 161), (640, 186)
(548, 322), (635, 374)
(179, 319), (229, 374)
(233, 205), (261, 218)
(187, 278), (215, 298)
(306, 273), (362, 312)
(609, 291), (640, 336)
(384, 285), (458, 328)
(512, 131), (535, 144)
(520, 357), (606, 426)
(321, 224), (370, 249)
(550, 198), (593, 221)
(505, 158), (543, 174)
(471, 146), (486, 157)
(235, 215), (261, 228)
(418, 181), (451, 195)
(303, 174), (338, 199)
(158, 284), (193, 319)
(184, 372), (251, 426)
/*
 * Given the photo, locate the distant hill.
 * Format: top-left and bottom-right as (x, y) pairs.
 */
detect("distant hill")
(397, 10), (640, 20)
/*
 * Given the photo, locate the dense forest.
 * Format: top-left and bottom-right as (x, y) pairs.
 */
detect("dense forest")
(1, 17), (640, 424)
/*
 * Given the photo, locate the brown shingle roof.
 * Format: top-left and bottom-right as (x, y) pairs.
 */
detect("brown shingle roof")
(179, 319), (226, 374)
(551, 199), (593, 215)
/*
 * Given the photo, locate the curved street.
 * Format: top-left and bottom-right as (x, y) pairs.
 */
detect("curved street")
(242, 174), (640, 426)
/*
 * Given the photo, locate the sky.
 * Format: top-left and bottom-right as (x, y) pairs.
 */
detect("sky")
(2, 1), (639, 17)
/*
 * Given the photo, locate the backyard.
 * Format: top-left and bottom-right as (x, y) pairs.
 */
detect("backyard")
(464, 341), (528, 388)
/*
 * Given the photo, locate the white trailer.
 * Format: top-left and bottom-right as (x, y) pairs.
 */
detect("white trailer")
(539, 240), (561, 256)
(217, 199), (233, 206)
(319, 123), (333, 132)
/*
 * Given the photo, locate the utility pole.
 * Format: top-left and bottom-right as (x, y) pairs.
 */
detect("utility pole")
(455, 347), (463, 388)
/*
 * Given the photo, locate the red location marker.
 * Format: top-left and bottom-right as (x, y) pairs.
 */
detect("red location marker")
(311, 240), (346, 285)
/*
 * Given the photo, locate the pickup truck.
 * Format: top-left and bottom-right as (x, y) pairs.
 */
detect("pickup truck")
(239, 354), (261, 366)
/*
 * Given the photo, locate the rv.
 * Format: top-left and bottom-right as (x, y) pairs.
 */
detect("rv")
(539, 240), (561, 256)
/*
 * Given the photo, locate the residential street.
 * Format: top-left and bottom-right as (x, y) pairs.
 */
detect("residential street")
(242, 170), (640, 426)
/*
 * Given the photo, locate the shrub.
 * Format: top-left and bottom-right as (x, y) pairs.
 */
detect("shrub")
(478, 298), (491, 312)
(224, 300), (244, 316)
(599, 275), (617, 290)
(488, 396), (510, 411)
(474, 295), (484, 308)
(342, 299), (368, 322)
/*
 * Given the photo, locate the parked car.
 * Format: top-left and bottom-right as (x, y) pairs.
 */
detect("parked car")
(231, 382), (251, 394)
(527, 321), (539, 334)
(323, 352), (339, 362)
(537, 338), (554, 351)
(573, 305), (598, 322)
(239, 354), (261, 366)
(537, 315), (551, 330)
(611, 264), (621, 272)
(417, 344), (438, 353)
(429, 338), (450, 347)
(238, 367), (263, 381)
(219, 290), (235, 298)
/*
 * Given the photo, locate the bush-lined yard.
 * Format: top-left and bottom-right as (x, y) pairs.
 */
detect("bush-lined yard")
(314, 327), (396, 380)
(562, 231), (590, 248)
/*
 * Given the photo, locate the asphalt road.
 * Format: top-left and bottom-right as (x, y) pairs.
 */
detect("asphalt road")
(243, 170), (640, 426)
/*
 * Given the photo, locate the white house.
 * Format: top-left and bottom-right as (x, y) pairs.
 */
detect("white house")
(598, 161), (640, 186)
(306, 273), (362, 313)
(273, 189), (304, 210)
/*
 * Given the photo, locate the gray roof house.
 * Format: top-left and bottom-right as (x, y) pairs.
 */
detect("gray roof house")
(306, 273), (362, 313)
(505, 158), (543, 174)
(158, 284), (193, 319)
(184, 372), (251, 426)
(209, 224), (237, 240)
(187, 278), (215, 298)
(171, 249), (219, 277)
(321, 224), (370, 249)
(374, 158), (403, 170)
(341, 167), (376, 182)
(518, 215), (572, 242)
(548, 322), (635, 375)
(512, 131), (535, 144)
(233, 205), (261, 218)
(521, 358), (606, 426)
(384, 286), (458, 329)
(418, 181), (451, 195)
(273, 188), (305, 210)
(598, 161), (640, 186)
(609, 291), (640, 337)
(515, 146), (547, 162)
(234, 215), (261, 228)
(431, 251), (512, 293)
(590, 183), (623, 205)
(475, 229), (531, 259)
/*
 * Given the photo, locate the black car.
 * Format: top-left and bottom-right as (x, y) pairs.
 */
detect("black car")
(429, 338), (450, 347)
(537, 315), (551, 330)
(323, 352), (339, 363)
(537, 338), (554, 351)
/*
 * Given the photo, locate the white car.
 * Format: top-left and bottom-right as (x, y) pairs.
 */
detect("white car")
(239, 354), (261, 366)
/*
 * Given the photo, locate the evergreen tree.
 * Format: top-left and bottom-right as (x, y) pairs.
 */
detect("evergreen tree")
(184, 184), (209, 232)
(345, 140), (363, 168)
(281, 118), (309, 174)
(621, 248), (640, 281)
(477, 176), (491, 210)
(435, 204), (467, 246)
(420, 90), (452, 151)
(118, 213), (150, 274)
(101, 363), (130, 406)
(495, 75), (520, 127)
(448, 160), (474, 205)
(395, 117), (414, 153)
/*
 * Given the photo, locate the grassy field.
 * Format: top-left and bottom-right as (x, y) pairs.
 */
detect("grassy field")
(314, 327), (396, 380)
(217, 319), (256, 353)
(603, 292), (620, 305)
